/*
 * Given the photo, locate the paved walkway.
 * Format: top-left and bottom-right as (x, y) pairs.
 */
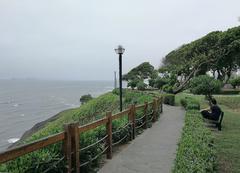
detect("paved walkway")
(98, 105), (185, 173)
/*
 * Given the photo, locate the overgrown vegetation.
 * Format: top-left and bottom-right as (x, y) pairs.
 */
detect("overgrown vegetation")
(0, 90), (157, 173)
(173, 96), (215, 173)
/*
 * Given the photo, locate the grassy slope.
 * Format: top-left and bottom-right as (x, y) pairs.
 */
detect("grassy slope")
(0, 90), (157, 172)
(176, 93), (240, 173)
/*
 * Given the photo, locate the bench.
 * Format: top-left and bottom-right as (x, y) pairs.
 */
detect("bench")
(206, 112), (224, 131)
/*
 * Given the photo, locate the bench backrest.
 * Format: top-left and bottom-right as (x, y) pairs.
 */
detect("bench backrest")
(219, 111), (224, 124)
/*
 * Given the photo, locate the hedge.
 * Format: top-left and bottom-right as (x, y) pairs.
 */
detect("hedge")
(163, 94), (175, 106)
(173, 98), (215, 173)
(180, 97), (200, 110)
(219, 89), (240, 95)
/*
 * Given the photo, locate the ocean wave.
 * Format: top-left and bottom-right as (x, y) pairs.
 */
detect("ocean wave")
(64, 103), (78, 107)
(105, 86), (114, 89)
(0, 100), (13, 105)
(13, 103), (20, 107)
(7, 138), (19, 144)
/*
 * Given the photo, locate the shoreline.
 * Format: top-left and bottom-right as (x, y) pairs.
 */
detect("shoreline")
(9, 106), (80, 149)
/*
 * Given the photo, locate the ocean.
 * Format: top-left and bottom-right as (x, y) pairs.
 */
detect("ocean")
(0, 79), (116, 151)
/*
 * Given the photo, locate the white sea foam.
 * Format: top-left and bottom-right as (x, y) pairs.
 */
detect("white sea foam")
(20, 114), (25, 117)
(13, 104), (19, 107)
(105, 86), (114, 89)
(7, 138), (19, 144)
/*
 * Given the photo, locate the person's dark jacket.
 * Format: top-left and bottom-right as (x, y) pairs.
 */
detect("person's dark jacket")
(210, 105), (221, 120)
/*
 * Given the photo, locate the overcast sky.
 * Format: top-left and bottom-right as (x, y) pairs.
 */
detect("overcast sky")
(0, 0), (239, 80)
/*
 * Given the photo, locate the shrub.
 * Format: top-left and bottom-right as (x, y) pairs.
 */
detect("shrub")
(80, 94), (93, 104)
(180, 98), (187, 108)
(173, 110), (215, 172)
(136, 81), (147, 91)
(163, 94), (175, 106)
(180, 97), (200, 110)
(219, 89), (240, 95)
(112, 88), (127, 96)
(229, 77), (240, 88)
(162, 84), (173, 93)
(189, 75), (222, 100)
(154, 77), (168, 89)
(127, 78), (140, 89)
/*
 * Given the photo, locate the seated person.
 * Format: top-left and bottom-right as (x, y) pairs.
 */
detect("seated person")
(201, 98), (221, 121)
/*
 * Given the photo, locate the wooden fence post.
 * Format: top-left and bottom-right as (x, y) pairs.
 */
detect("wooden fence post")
(143, 102), (148, 129)
(128, 106), (133, 141)
(63, 124), (72, 173)
(152, 99), (157, 122)
(106, 112), (112, 159)
(156, 98), (160, 119)
(69, 123), (80, 173)
(160, 97), (163, 113)
(132, 104), (136, 139)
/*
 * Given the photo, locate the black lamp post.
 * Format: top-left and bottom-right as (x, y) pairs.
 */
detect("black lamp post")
(115, 45), (125, 111)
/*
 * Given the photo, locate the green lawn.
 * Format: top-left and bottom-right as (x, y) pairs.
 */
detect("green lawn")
(213, 99), (240, 173)
(176, 93), (240, 173)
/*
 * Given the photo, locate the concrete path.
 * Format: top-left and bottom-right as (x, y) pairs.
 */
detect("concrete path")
(98, 105), (185, 173)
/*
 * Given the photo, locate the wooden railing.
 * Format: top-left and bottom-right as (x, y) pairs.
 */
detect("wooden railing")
(0, 97), (163, 173)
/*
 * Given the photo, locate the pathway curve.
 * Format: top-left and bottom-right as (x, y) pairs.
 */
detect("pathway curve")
(98, 104), (185, 173)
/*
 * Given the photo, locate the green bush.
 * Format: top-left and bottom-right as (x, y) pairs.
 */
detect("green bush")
(154, 77), (168, 89)
(229, 77), (240, 88)
(80, 94), (93, 104)
(162, 84), (173, 93)
(127, 78), (140, 89)
(163, 94), (175, 106)
(136, 81), (147, 91)
(112, 88), (127, 96)
(219, 89), (240, 95)
(173, 110), (215, 173)
(189, 75), (222, 100)
(180, 97), (200, 110)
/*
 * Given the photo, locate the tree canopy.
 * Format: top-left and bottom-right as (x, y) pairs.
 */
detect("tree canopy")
(123, 62), (155, 81)
(160, 26), (240, 93)
(189, 75), (222, 100)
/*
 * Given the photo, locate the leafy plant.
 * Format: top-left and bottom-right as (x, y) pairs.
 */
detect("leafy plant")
(229, 77), (240, 88)
(136, 81), (147, 91)
(173, 110), (215, 173)
(80, 94), (93, 104)
(163, 94), (175, 106)
(189, 75), (222, 101)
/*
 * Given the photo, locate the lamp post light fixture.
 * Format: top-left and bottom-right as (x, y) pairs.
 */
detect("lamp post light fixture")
(115, 45), (125, 111)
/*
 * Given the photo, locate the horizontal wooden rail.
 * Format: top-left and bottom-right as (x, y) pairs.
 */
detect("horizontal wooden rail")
(78, 117), (108, 133)
(0, 132), (65, 163)
(112, 109), (130, 120)
(135, 104), (145, 109)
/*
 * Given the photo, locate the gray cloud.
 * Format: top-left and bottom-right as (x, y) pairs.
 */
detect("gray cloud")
(0, 0), (239, 80)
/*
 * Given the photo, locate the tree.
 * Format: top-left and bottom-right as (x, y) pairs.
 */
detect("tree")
(124, 62), (156, 89)
(136, 81), (147, 91)
(229, 77), (240, 88)
(127, 78), (139, 89)
(154, 77), (168, 89)
(160, 26), (240, 94)
(189, 75), (222, 101)
(123, 62), (155, 81)
(80, 94), (93, 104)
